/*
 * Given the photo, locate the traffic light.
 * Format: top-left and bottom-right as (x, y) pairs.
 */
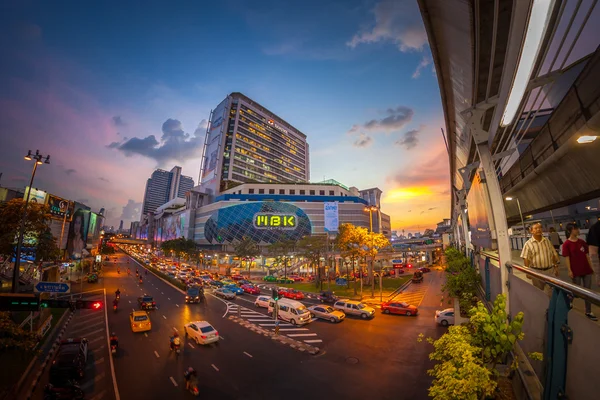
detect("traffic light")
(271, 287), (279, 301)
(0, 293), (39, 311)
(75, 300), (104, 310)
(40, 299), (72, 309)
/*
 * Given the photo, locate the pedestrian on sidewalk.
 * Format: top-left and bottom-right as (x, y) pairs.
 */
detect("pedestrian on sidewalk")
(520, 223), (559, 296)
(562, 223), (597, 321)
(586, 219), (600, 287)
(549, 227), (562, 252)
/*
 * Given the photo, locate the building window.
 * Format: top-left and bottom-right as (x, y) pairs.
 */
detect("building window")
(279, 189), (285, 194)
(319, 190), (325, 195)
(310, 190), (315, 195)
(259, 189), (265, 194)
(329, 190), (334, 196)
(269, 189), (275, 194)
(249, 189), (255, 194)
(290, 190), (296, 195)
(300, 190), (305, 195)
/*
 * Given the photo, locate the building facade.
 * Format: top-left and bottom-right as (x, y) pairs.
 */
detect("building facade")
(198, 92), (310, 199)
(142, 166), (195, 215)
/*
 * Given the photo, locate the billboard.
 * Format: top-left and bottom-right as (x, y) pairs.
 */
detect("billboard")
(87, 213), (97, 241)
(47, 195), (74, 220)
(162, 214), (184, 241)
(324, 202), (339, 232)
(467, 172), (494, 249)
(24, 186), (47, 204)
(200, 97), (229, 194)
(66, 206), (90, 259)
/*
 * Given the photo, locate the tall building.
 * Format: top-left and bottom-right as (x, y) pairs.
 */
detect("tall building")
(119, 220), (123, 231)
(198, 92), (310, 196)
(142, 166), (195, 215)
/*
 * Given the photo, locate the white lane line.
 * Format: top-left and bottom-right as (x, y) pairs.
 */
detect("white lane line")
(132, 308), (135, 312)
(162, 292), (164, 295)
(259, 323), (292, 327)
(163, 315), (167, 319)
(176, 304), (179, 307)
(247, 319), (276, 322)
(128, 300), (131, 304)
(279, 328), (309, 331)
(287, 333), (318, 337)
(154, 351), (160, 358)
(303, 339), (323, 343)
(219, 335), (225, 340)
(169, 376), (178, 387)
(144, 333), (148, 337)
(211, 364), (219, 372)
(173, 327), (178, 332)
(243, 351), (253, 358)
(94, 357), (105, 365)
(168, 297), (171, 300)
(188, 343), (195, 348)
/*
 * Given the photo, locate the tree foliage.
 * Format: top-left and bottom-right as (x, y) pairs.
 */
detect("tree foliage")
(442, 247), (480, 313)
(296, 235), (328, 286)
(100, 244), (115, 255)
(35, 228), (60, 262)
(0, 199), (53, 259)
(233, 237), (260, 270)
(161, 238), (197, 260)
(0, 312), (40, 353)
(267, 239), (296, 277)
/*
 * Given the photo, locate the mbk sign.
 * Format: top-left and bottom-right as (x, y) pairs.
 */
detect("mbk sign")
(253, 213), (296, 230)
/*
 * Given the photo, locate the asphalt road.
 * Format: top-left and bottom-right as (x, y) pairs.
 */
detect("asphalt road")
(102, 249), (445, 400)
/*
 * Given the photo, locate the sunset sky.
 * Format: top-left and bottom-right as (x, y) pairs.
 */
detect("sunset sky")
(0, 0), (450, 232)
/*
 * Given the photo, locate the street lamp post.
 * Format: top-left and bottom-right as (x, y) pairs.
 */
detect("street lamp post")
(505, 197), (527, 238)
(12, 150), (51, 293)
(364, 205), (378, 297)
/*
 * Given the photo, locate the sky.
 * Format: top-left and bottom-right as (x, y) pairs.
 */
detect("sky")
(0, 0), (450, 233)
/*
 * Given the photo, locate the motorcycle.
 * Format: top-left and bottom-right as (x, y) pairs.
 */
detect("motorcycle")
(117, 268), (120, 274)
(139, 278), (143, 284)
(111, 343), (118, 355)
(113, 304), (118, 312)
(116, 294), (121, 301)
(43, 382), (84, 400)
(188, 377), (199, 396)
(171, 342), (181, 357)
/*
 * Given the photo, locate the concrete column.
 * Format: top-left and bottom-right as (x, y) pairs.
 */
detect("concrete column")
(476, 141), (511, 313)
(461, 210), (471, 254)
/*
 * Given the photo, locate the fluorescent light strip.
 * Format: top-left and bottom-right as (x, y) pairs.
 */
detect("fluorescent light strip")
(501, 0), (556, 127)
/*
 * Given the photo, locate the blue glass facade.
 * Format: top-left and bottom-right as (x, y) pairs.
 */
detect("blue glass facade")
(204, 202), (311, 244)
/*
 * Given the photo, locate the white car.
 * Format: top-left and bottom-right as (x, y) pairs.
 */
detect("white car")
(254, 295), (272, 308)
(184, 321), (219, 345)
(435, 308), (455, 326)
(215, 288), (236, 300)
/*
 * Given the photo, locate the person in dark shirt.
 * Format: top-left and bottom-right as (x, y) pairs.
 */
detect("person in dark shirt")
(563, 223), (597, 321)
(587, 219), (600, 286)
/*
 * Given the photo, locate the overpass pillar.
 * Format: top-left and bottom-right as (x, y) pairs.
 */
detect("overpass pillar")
(476, 141), (511, 314)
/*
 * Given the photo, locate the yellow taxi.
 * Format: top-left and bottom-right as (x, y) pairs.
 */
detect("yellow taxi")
(130, 311), (152, 333)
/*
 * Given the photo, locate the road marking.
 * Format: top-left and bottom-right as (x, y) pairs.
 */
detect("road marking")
(154, 351), (160, 358)
(287, 333), (317, 337)
(247, 319), (275, 322)
(188, 343), (195, 348)
(303, 339), (323, 343)
(176, 304), (179, 307)
(144, 333), (148, 337)
(80, 372), (106, 390)
(132, 308), (135, 312)
(94, 357), (105, 365)
(219, 335), (225, 340)
(279, 328), (309, 331)
(88, 336), (105, 344)
(243, 351), (253, 358)
(211, 364), (219, 371)
(162, 292), (164, 295)
(259, 323), (292, 327)
(173, 327), (178, 332)
(169, 376), (178, 387)
(163, 315), (167, 319)
(168, 297), (171, 300)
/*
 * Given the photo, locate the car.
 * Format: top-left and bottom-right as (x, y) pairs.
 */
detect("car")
(381, 301), (419, 316)
(278, 288), (304, 300)
(419, 267), (431, 273)
(231, 274), (245, 281)
(130, 310), (152, 332)
(307, 305), (345, 323)
(277, 277), (294, 284)
(237, 279), (252, 286)
(138, 295), (156, 310)
(224, 284), (244, 295)
(241, 284), (261, 295)
(333, 300), (376, 319)
(435, 308), (455, 326)
(49, 338), (88, 383)
(254, 295), (272, 308)
(221, 279), (235, 285)
(289, 275), (304, 282)
(412, 271), (424, 283)
(214, 288), (236, 300)
(184, 321), (219, 345)
(263, 275), (277, 282)
(87, 273), (98, 283)
(317, 291), (339, 304)
(208, 280), (224, 288)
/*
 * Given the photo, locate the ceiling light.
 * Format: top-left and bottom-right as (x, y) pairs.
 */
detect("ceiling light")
(505, 197), (513, 201)
(501, 0), (556, 127)
(577, 135), (598, 144)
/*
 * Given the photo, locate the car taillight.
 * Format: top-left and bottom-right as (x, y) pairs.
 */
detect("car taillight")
(133, 323), (137, 327)
(201, 335), (206, 339)
(152, 302), (155, 305)
(215, 332), (219, 336)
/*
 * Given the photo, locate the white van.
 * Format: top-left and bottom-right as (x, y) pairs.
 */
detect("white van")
(268, 298), (311, 326)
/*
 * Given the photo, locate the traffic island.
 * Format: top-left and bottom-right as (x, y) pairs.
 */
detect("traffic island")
(228, 315), (320, 355)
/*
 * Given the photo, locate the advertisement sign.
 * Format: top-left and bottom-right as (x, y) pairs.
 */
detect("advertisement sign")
(87, 213), (97, 240)
(162, 214), (184, 241)
(24, 186), (47, 204)
(200, 97), (229, 194)
(66, 206), (90, 260)
(253, 213), (296, 229)
(467, 173), (494, 249)
(323, 202), (339, 232)
(47, 195), (74, 220)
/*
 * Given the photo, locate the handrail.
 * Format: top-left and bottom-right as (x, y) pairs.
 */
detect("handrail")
(505, 261), (600, 306)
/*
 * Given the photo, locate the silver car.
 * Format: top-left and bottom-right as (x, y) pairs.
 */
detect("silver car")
(214, 288), (236, 300)
(307, 305), (345, 323)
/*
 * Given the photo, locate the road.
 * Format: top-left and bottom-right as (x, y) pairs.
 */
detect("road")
(99, 249), (446, 399)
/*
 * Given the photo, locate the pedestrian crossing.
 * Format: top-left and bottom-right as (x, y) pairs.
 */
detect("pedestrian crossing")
(225, 302), (323, 345)
(390, 282), (430, 306)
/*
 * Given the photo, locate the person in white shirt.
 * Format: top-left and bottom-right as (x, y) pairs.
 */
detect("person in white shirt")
(520, 223), (559, 296)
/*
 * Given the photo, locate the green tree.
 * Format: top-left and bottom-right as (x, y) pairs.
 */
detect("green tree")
(364, 231), (391, 296)
(442, 247), (480, 314)
(267, 239), (296, 278)
(335, 223), (368, 293)
(297, 235), (328, 288)
(0, 311), (40, 353)
(0, 199), (52, 260)
(35, 228), (60, 262)
(233, 237), (260, 272)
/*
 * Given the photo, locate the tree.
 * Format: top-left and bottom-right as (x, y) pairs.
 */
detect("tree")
(364, 231), (391, 296)
(297, 235), (328, 288)
(233, 237), (260, 272)
(423, 228), (435, 237)
(0, 311), (40, 353)
(267, 239), (296, 278)
(442, 247), (480, 314)
(335, 223), (369, 294)
(0, 199), (52, 261)
(35, 228), (60, 262)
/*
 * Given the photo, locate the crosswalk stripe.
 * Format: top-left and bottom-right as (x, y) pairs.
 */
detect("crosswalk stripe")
(287, 333), (317, 337)
(278, 328), (309, 331)
(259, 323), (292, 327)
(303, 339), (323, 343)
(247, 319), (275, 322)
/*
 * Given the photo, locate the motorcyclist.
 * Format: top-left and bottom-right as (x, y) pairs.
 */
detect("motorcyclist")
(117, 267), (120, 274)
(199, 285), (205, 302)
(127, 268), (131, 276)
(115, 289), (121, 299)
(113, 298), (119, 309)
(110, 332), (119, 349)
(184, 367), (198, 390)
(139, 276), (143, 284)
(170, 331), (181, 351)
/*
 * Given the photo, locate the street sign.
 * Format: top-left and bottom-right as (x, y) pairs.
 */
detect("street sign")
(34, 281), (71, 293)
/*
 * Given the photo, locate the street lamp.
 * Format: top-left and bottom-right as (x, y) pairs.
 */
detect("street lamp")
(363, 205), (378, 232)
(12, 150), (51, 292)
(505, 197), (527, 238)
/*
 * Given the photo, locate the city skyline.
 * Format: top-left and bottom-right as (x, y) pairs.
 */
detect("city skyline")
(0, 0), (449, 231)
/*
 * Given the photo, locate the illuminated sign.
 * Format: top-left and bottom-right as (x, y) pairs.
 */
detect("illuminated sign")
(253, 213), (296, 229)
(267, 119), (289, 135)
(47, 195), (74, 220)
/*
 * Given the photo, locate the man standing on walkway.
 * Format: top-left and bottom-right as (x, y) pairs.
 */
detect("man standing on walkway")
(587, 219), (600, 286)
(521, 223), (559, 296)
